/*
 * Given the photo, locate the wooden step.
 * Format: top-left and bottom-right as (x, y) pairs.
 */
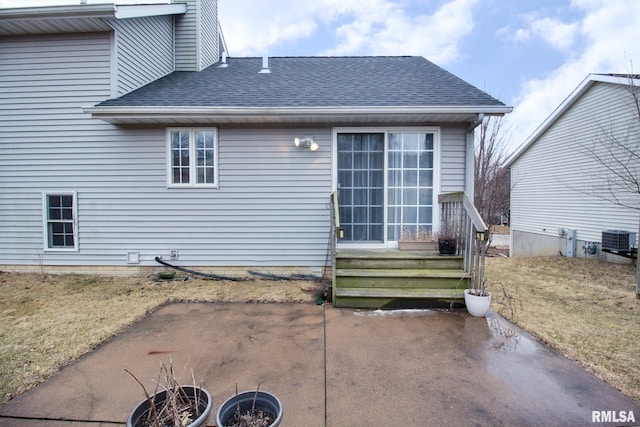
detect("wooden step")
(336, 250), (463, 270)
(332, 248), (469, 308)
(336, 257), (463, 270)
(333, 287), (465, 308)
(335, 287), (464, 298)
(335, 268), (469, 289)
(336, 268), (468, 278)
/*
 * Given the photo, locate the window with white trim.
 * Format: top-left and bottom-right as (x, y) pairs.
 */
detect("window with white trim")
(43, 192), (77, 251)
(167, 128), (218, 187)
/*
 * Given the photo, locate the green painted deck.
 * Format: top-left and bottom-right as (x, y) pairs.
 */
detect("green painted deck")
(333, 249), (470, 308)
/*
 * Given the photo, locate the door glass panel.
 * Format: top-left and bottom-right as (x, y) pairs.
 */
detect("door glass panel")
(337, 133), (384, 242)
(387, 132), (434, 241)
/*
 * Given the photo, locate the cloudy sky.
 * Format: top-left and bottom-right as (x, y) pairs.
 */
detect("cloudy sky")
(2, 0), (640, 151)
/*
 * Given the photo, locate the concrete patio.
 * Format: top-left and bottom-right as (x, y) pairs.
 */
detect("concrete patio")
(1, 302), (638, 426)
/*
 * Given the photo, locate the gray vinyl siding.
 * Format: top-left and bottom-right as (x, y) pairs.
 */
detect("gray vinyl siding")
(440, 125), (467, 193)
(510, 82), (639, 255)
(174, 0), (197, 71)
(199, 0), (218, 69)
(0, 32), (113, 265)
(1, 53), (334, 273)
(74, 125), (332, 268)
(174, 0), (218, 71)
(107, 16), (175, 97)
(0, 27), (470, 272)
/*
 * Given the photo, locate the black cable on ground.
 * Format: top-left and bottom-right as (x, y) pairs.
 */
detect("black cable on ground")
(248, 270), (322, 282)
(154, 257), (242, 281)
(0, 415), (122, 425)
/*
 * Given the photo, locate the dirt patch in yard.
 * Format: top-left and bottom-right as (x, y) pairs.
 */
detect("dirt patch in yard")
(485, 256), (640, 403)
(0, 272), (323, 405)
(491, 225), (510, 235)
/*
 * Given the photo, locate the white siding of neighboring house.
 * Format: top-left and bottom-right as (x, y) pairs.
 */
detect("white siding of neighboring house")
(107, 15), (175, 97)
(174, 0), (218, 71)
(510, 81), (639, 257)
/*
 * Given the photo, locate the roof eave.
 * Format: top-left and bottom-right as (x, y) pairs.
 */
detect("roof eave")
(0, 4), (117, 20)
(84, 105), (513, 125)
(505, 73), (640, 168)
(0, 4), (186, 19)
(0, 4), (186, 36)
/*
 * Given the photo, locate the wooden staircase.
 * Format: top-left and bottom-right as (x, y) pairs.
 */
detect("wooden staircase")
(333, 249), (469, 308)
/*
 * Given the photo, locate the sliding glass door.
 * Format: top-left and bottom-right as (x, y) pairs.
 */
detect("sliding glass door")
(336, 129), (436, 245)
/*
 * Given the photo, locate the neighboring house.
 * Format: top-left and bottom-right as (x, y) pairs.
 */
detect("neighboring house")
(506, 74), (639, 260)
(0, 0), (510, 281)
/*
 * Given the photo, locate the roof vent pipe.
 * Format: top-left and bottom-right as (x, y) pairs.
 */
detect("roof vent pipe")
(218, 52), (228, 68)
(259, 55), (271, 74)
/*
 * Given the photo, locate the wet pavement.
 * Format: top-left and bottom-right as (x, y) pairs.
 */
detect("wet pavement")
(1, 303), (639, 426)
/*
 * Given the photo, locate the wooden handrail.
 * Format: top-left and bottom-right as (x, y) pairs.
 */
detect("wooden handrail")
(438, 192), (487, 234)
(330, 192), (340, 303)
(462, 194), (488, 234)
(331, 191), (340, 230)
(439, 192), (488, 293)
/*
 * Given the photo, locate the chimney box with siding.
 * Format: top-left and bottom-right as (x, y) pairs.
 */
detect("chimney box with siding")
(174, 0), (219, 71)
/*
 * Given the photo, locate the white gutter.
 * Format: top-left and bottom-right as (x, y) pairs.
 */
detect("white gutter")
(114, 4), (186, 19)
(468, 112), (485, 132)
(85, 105), (513, 117)
(0, 3), (186, 20)
(0, 4), (117, 20)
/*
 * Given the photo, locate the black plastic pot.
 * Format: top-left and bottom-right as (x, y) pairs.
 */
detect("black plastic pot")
(127, 386), (212, 427)
(438, 238), (457, 255)
(216, 390), (283, 427)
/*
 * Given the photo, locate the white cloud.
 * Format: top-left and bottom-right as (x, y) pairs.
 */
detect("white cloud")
(514, 17), (578, 51)
(322, 0), (477, 63)
(506, 0), (640, 150)
(220, 0), (478, 64)
(220, 1), (324, 56)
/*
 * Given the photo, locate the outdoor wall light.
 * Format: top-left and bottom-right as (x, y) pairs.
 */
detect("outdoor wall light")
(294, 136), (319, 151)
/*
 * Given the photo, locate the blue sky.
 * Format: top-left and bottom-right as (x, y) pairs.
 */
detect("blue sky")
(2, 0), (640, 151)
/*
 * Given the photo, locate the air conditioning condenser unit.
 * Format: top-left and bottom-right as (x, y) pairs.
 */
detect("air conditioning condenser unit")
(601, 230), (637, 251)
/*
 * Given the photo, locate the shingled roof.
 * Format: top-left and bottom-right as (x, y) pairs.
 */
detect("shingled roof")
(87, 56), (511, 125)
(99, 56), (504, 108)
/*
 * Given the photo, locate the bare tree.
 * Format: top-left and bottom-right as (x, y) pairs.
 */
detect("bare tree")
(578, 74), (640, 295)
(474, 115), (510, 241)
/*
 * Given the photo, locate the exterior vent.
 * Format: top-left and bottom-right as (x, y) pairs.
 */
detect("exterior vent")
(602, 230), (637, 251)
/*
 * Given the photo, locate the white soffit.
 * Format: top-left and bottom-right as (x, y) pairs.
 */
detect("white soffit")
(0, 3), (186, 36)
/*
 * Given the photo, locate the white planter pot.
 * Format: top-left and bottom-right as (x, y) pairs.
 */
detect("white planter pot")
(464, 289), (491, 317)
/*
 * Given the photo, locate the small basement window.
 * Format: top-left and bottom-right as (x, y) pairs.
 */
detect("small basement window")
(43, 192), (78, 251)
(167, 128), (218, 188)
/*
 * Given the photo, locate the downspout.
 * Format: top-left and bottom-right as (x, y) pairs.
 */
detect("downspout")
(465, 113), (484, 201)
